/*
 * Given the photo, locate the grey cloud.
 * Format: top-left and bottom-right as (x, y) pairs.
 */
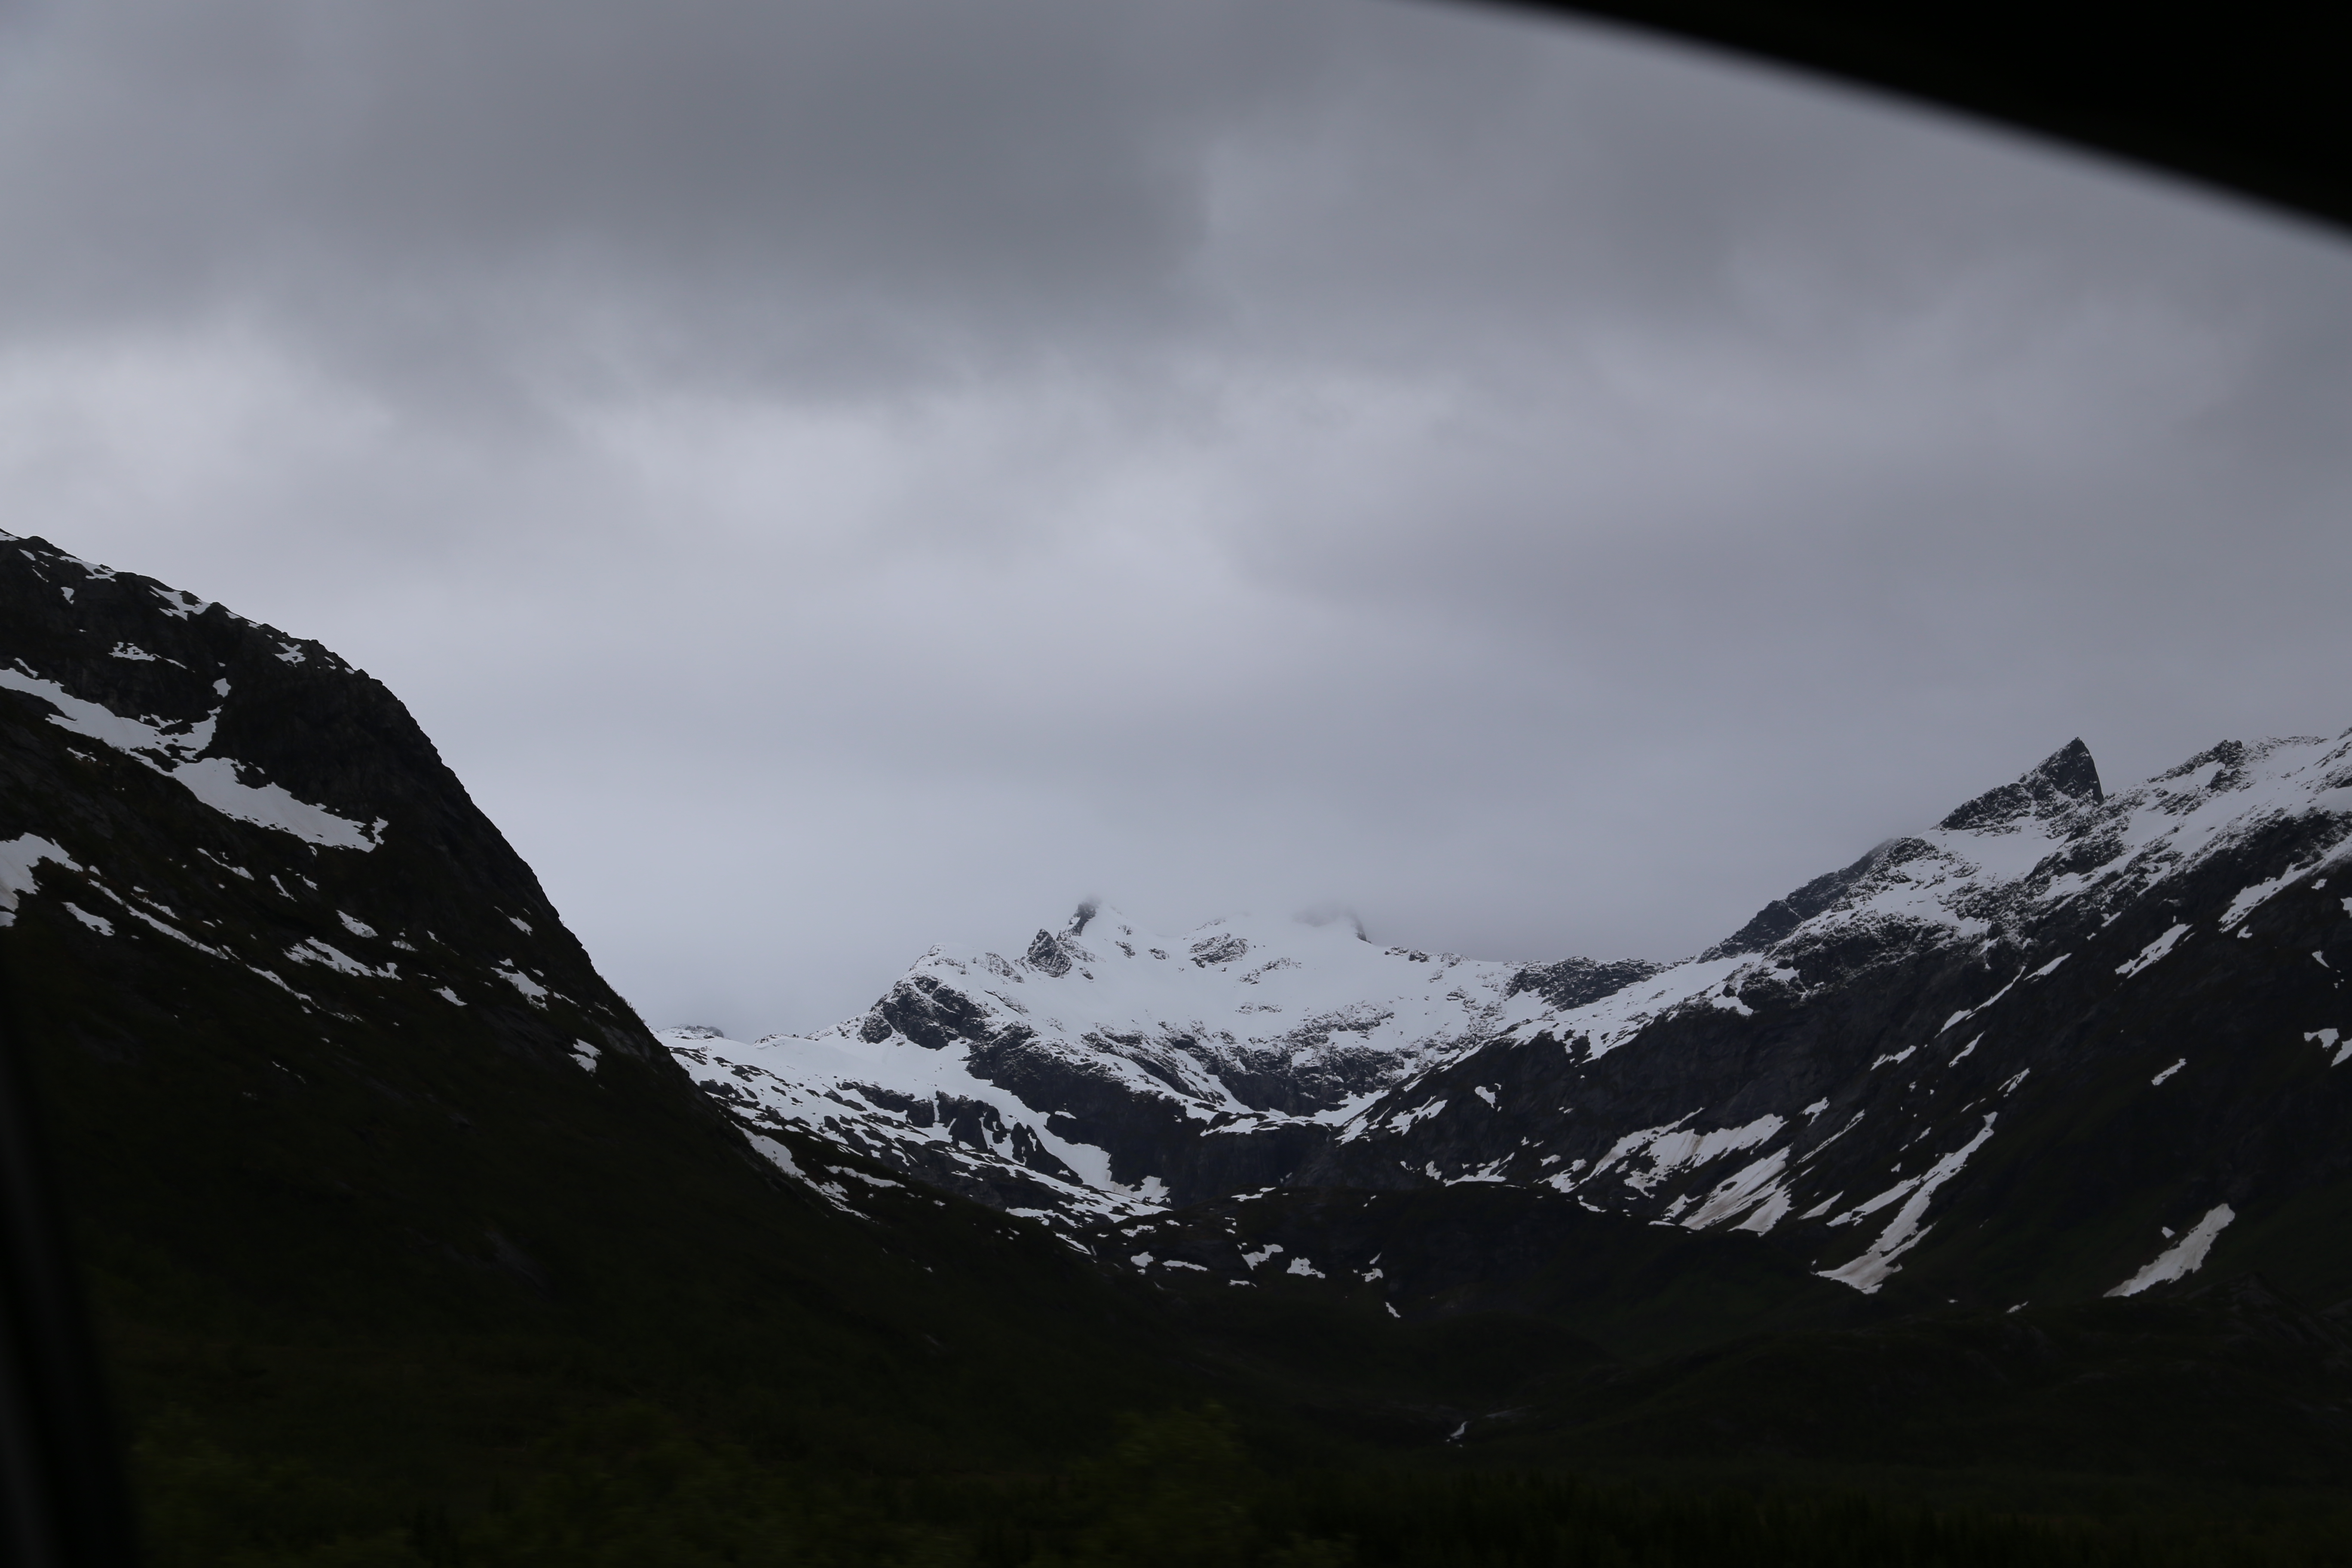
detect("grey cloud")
(0, 0), (1316, 399)
(0, 0), (2348, 1033)
(7, 0), (2325, 402)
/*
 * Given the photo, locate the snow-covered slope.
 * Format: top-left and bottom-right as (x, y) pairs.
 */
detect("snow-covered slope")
(664, 907), (1657, 1228)
(1294, 732), (2352, 1305)
(833, 904), (1525, 1119)
(1433, 733), (2350, 1079)
(665, 1019), (1157, 1227)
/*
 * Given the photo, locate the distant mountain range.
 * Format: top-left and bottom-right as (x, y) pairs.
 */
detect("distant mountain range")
(671, 726), (2352, 1339)
(664, 906), (1563, 1226)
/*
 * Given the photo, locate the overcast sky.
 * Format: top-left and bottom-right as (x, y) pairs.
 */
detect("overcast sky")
(3, 0), (2349, 1035)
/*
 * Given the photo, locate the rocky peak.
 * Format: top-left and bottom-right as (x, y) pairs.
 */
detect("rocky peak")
(1702, 741), (2108, 962)
(1025, 926), (1080, 976)
(1938, 738), (2104, 832)
(1505, 956), (1663, 1011)
(1701, 838), (1915, 961)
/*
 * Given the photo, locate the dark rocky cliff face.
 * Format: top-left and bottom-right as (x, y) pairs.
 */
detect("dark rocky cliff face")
(0, 533), (665, 1085)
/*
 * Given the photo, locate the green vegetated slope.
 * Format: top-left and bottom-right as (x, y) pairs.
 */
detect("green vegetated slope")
(5, 530), (2352, 1565)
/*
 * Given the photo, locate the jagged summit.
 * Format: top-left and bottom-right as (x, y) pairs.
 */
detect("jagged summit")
(1708, 737), (2107, 960)
(1506, 955), (1665, 1011)
(666, 905), (1663, 1224)
(1701, 838), (1907, 960)
(1939, 736), (2104, 831)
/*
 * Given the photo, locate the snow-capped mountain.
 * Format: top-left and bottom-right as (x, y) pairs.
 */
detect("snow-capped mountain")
(1286, 732), (2352, 1302)
(673, 732), (2352, 1318)
(665, 907), (1656, 1226)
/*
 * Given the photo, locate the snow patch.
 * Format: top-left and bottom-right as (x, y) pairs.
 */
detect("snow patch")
(1584, 1113), (1785, 1196)
(2107, 1204), (2235, 1296)
(2117, 924), (2192, 979)
(1387, 1096), (1450, 1132)
(1819, 1114), (1997, 1294)
(285, 939), (395, 980)
(0, 834), (80, 925)
(117, 900), (231, 961)
(150, 585), (209, 619)
(495, 963), (550, 1006)
(749, 1135), (855, 1212)
(172, 760), (386, 851)
(2223, 868), (2315, 931)
(1682, 1147), (1792, 1231)
(0, 668), (383, 850)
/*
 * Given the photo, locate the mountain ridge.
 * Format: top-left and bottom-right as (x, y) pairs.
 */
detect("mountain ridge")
(670, 731), (2352, 1325)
